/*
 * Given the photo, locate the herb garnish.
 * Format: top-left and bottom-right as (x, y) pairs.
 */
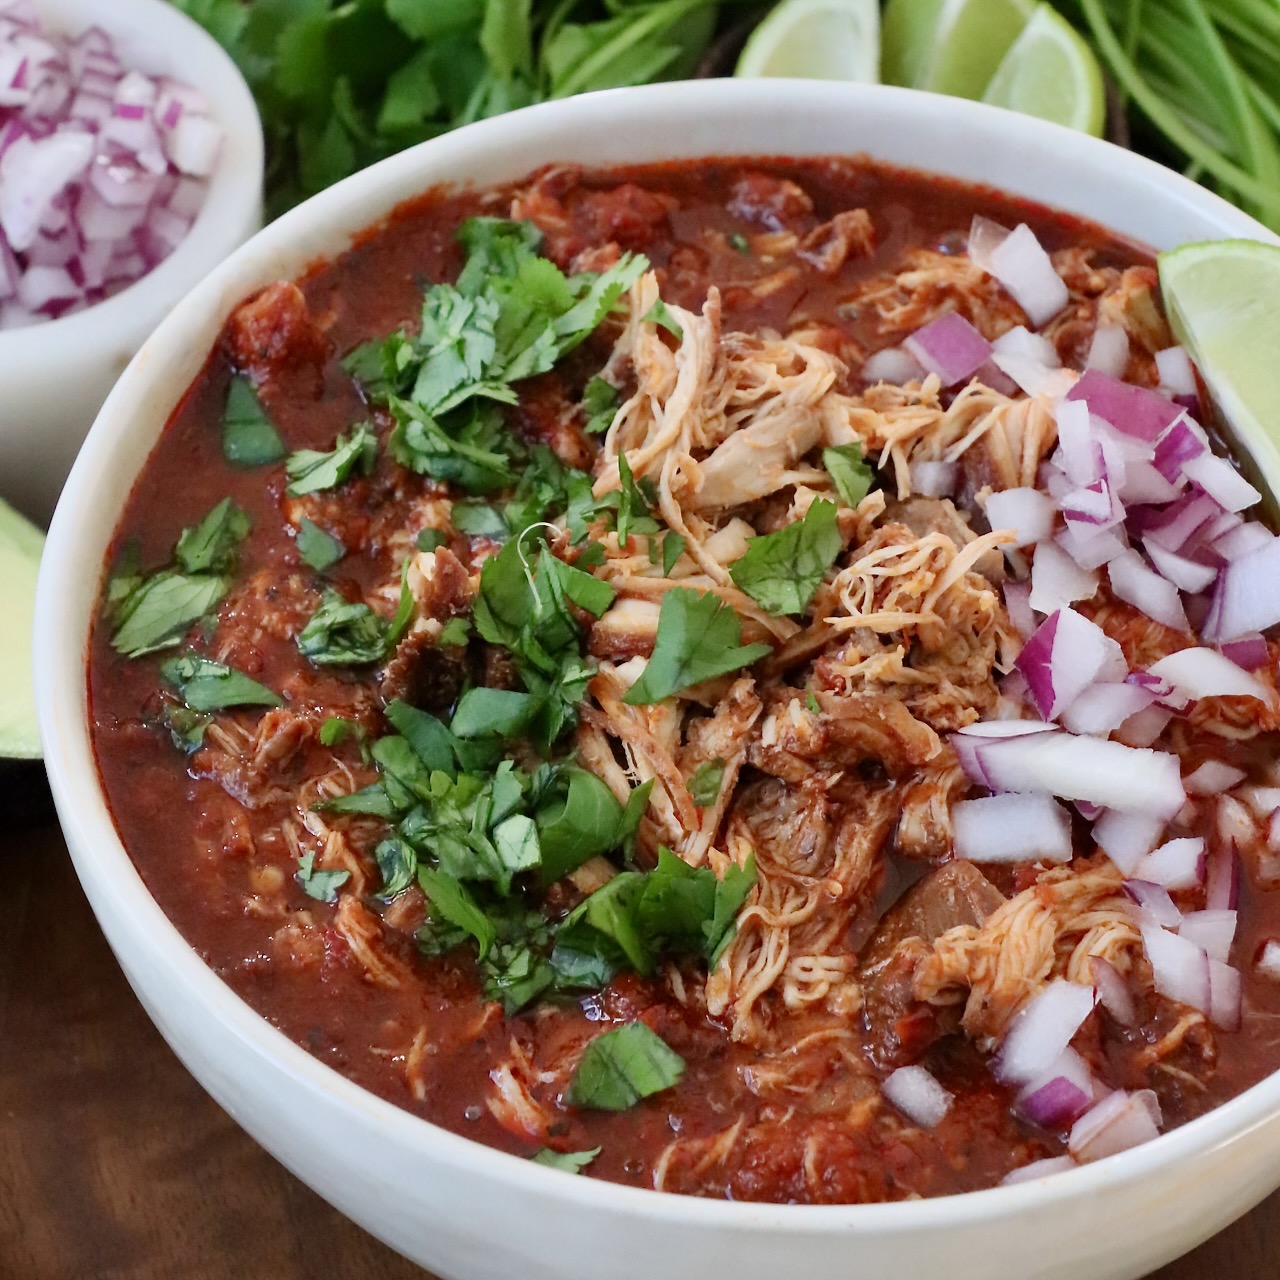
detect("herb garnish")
(296, 559), (413, 665)
(296, 850), (350, 904)
(729, 498), (842, 616)
(285, 425), (377, 496)
(161, 654), (284, 712)
(296, 518), (346, 571)
(581, 376), (620, 435)
(623, 588), (772, 705)
(687, 759), (725, 808)
(222, 376), (285, 467)
(531, 1147), (601, 1173)
(823, 443), (874, 508)
(564, 1022), (685, 1112)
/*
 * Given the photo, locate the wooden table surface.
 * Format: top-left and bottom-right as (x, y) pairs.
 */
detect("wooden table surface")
(3, 801), (1279, 1280)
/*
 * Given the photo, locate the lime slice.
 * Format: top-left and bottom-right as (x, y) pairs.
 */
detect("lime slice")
(882, 0), (1033, 97)
(735, 0), (879, 82)
(982, 4), (1105, 136)
(0, 496), (43, 761)
(1159, 239), (1280, 501)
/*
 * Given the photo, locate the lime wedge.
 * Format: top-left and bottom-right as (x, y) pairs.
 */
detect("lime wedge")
(882, 0), (1032, 97)
(1159, 239), (1280, 500)
(735, 0), (879, 82)
(0, 496), (43, 761)
(982, 4), (1105, 136)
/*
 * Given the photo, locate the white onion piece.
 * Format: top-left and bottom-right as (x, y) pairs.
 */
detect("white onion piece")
(1179, 910), (1237, 963)
(953, 793), (1073, 864)
(949, 719), (1056, 786)
(1124, 879), (1183, 928)
(967, 214), (1011, 267)
(1086, 323), (1129, 378)
(986, 223), (1069, 327)
(1090, 956), (1137, 1025)
(1015, 607), (1127, 720)
(1030, 541), (1099, 615)
(1143, 539), (1217, 594)
(959, 730), (1185, 817)
(1155, 346), (1197, 397)
(1256, 939), (1280, 982)
(882, 1065), (953, 1128)
(1059, 682), (1156, 737)
(1107, 550), (1189, 632)
(992, 325), (1060, 394)
(1016, 1048), (1095, 1128)
(1147, 647), (1274, 704)
(861, 344), (926, 384)
(1134, 837), (1205, 891)
(1142, 924), (1210, 1012)
(1002, 1155), (1077, 1185)
(992, 980), (1096, 1086)
(985, 487), (1055, 548)
(1183, 761), (1247, 796)
(1209, 959), (1243, 1031)
(1053, 399), (1101, 487)
(1204, 536), (1280, 641)
(1181, 452), (1262, 513)
(1069, 1090), (1162, 1163)
(1240, 784), (1280, 819)
(909, 459), (956, 497)
(1094, 808), (1165, 875)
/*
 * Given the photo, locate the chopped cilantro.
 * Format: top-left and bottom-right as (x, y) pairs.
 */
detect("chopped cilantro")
(623, 588), (772, 705)
(111, 571), (229, 659)
(385, 699), (456, 773)
(536, 766), (630, 885)
(729, 232), (750, 253)
(823, 443), (874, 508)
(295, 850), (350, 904)
(641, 297), (683, 340)
(319, 716), (361, 748)
(728, 499), (842, 616)
(661, 531), (686, 575)
(174, 498), (250, 575)
(452, 501), (509, 538)
(297, 590), (391, 665)
(160, 653), (284, 712)
(686, 759), (725, 808)
(438, 616), (471, 646)
(389, 400), (518, 494)
(375, 836), (417, 898)
(415, 528), (449, 552)
(806, 688), (821, 714)
(418, 867), (497, 960)
(163, 704), (211, 753)
(222, 376), (285, 467)
(616, 453), (660, 544)
(450, 687), (536, 739)
(296, 518), (345, 571)
(581, 375), (620, 435)
(285, 425), (377, 497)
(564, 1022), (685, 1112)
(531, 1147), (601, 1174)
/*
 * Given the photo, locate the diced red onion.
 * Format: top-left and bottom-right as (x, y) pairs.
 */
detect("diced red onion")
(1107, 550), (1188, 632)
(1210, 521), (1274, 561)
(1205, 841), (1241, 913)
(1209, 958), (1243, 1031)
(1060, 681), (1156, 737)
(1255, 939), (1280, 982)
(860, 344), (926, 385)
(1141, 539), (1216, 594)
(1085, 323), (1129, 378)
(1017, 1048), (1094, 1128)
(1124, 879), (1183, 928)
(909, 459), (956, 497)
(1142, 924), (1210, 1011)
(1114, 703), (1174, 748)
(1002, 1155), (1077, 1185)
(967, 214), (1010, 268)
(984, 223), (1069, 327)
(949, 719), (1056, 786)
(1152, 416), (1206, 482)
(1056, 521), (1128, 571)
(1030, 541), (1099, 615)
(1147, 647), (1274, 704)
(1066, 370), (1183, 443)
(882, 1065), (953, 1128)
(1016, 607), (1127, 720)
(1119, 461), (1183, 507)
(992, 325), (1060, 394)
(1181, 452), (1262, 513)
(1183, 760), (1247, 797)
(1134, 837), (1205, 891)
(903, 312), (993, 387)
(1090, 956), (1137, 1025)
(1061, 477), (1121, 530)
(1155, 346), (1197, 398)
(1220, 633), (1270, 671)
(1003, 579), (1036, 640)
(985, 487), (1055, 548)
(957, 729), (1185, 817)
(1094, 809), (1164, 876)
(1142, 491), (1222, 555)
(1179, 909), (1237, 963)
(1068, 1090), (1161, 1163)
(992, 980), (1096, 1086)
(953, 792), (1073, 864)
(1053, 399), (1101, 487)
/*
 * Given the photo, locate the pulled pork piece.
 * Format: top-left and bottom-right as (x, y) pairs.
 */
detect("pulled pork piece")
(225, 281), (329, 388)
(913, 859), (1141, 1046)
(894, 754), (969, 859)
(883, 496), (1005, 583)
(333, 897), (417, 989)
(728, 172), (814, 230)
(798, 209), (875, 275)
(708, 778), (898, 1042)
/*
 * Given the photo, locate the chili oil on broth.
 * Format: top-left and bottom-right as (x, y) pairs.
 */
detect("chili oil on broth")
(88, 155), (1280, 1203)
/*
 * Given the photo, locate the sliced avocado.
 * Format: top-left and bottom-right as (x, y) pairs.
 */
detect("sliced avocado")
(0, 497), (42, 761)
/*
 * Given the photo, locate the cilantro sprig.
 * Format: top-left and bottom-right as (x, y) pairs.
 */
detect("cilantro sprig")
(564, 1022), (685, 1112)
(729, 499), (843, 617)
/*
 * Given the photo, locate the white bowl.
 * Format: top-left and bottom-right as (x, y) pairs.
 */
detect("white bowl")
(35, 80), (1280, 1280)
(0, 0), (262, 524)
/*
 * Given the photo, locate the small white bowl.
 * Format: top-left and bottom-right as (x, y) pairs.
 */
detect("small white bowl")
(0, 0), (262, 524)
(34, 80), (1280, 1280)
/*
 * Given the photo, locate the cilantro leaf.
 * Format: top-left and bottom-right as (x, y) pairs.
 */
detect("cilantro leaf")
(385, 699), (456, 773)
(285, 425), (377, 497)
(581, 376), (619, 435)
(222, 376), (285, 466)
(622, 588), (772, 705)
(110, 571), (228, 658)
(375, 836), (418, 898)
(438, 616), (471, 646)
(296, 518), (345, 571)
(636, 849), (756, 965)
(416, 528), (449, 552)
(163, 704), (212, 753)
(824, 443), (874, 508)
(564, 1022), (685, 1112)
(641, 297), (683, 340)
(661, 531), (686, 576)
(418, 866), (496, 959)
(319, 716), (361, 748)
(530, 1147), (601, 1173)
(296, 850), (350, 904)
(728, 499), (842, 617)
(174, 498), (250, 575)
(450, 687), (536, 739)
(160, 653), (284, 712)
(686, 759), (725, 808)
(536, 766), (627, 884)
(316, 784), (398, 818)
(389, 399), (518, 493)
(452, 501), (509, 538)
(616, 453), (659, 544)
(552, 871), (650, 984)
(297, 590), (389, 665)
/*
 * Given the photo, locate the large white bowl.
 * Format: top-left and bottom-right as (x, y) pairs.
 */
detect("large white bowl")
(35, 80), (1280, 1280)
(0, 0), (263, 524)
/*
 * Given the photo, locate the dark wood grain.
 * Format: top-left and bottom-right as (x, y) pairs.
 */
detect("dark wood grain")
(2, 805), (1277, 1280)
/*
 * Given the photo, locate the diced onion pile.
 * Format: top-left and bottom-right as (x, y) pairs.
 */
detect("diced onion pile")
(876, 213), (1280, 1179)
(0, 3), (223, 327)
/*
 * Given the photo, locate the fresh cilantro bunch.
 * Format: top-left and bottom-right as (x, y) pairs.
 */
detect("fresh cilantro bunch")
(170, 0), (727, 215)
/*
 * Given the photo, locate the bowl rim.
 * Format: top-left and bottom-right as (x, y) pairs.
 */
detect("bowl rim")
(35, 76), (1280, 1234)
(0, 0), (262, 354)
